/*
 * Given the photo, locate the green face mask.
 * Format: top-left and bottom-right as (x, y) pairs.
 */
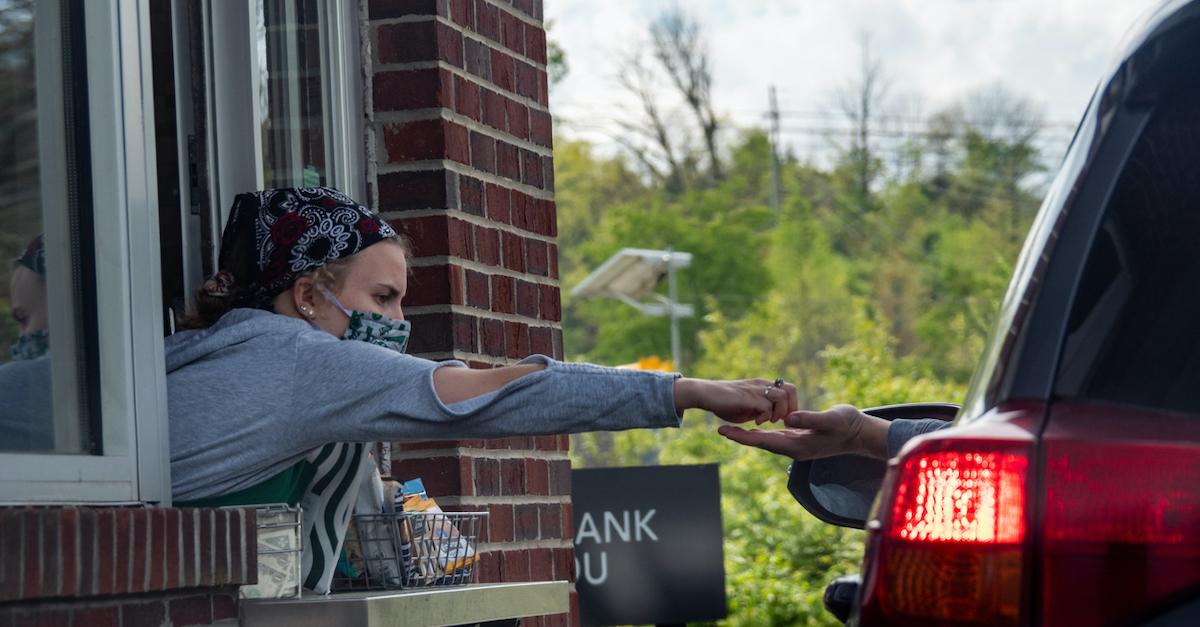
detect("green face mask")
(10, 329), (49, 361)
(317, 285), (411, 354)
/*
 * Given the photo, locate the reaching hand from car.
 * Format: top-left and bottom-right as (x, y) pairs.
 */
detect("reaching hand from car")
(718, 403), (891, 460)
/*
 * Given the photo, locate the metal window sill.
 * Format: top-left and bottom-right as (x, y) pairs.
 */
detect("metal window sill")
(240, 581), (569, 627)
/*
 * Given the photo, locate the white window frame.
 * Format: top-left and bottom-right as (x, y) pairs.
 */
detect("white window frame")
(0, 0), (170, 504)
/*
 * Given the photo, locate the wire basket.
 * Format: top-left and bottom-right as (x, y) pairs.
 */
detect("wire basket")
(335, 511), (487, 591)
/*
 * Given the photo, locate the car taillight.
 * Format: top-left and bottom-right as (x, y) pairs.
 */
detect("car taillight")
(1041, 439), (1200, 626)
(859, 433), (1033, 626)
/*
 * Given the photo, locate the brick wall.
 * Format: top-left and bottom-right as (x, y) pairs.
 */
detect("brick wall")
(0, 507), (255, 626)
(363, 0), (572, 625)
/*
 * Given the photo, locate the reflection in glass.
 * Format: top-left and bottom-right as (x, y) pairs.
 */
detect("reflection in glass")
(260, 0), (330, 189)
(0, 0), (92, 453)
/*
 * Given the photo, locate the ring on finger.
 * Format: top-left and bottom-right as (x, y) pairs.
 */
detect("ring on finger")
(763, 386), (774, 399)
(773, 377), (785, 388)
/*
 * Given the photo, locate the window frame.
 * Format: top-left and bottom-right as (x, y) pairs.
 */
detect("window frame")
(0, 0), (170, 504)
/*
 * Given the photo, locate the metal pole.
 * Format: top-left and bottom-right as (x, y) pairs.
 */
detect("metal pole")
(769, 85), (782, 217)
(666, 247), (681, 373)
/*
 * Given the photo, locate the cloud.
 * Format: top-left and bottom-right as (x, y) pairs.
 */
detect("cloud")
(547, 0), (1162, 155)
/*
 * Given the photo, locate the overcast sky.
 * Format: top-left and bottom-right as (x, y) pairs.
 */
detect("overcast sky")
(546, 0), (1165, 164)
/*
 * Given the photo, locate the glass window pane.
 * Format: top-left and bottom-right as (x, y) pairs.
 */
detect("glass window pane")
(260, 0), (330, 189)
(1055, 87), (1200, 415)
(0, 0), (97, 454)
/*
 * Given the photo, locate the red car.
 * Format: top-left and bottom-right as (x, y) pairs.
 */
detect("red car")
(789, 1), (1200, 625)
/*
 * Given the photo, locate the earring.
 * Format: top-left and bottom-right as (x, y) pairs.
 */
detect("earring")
(300, 306), (314, 317)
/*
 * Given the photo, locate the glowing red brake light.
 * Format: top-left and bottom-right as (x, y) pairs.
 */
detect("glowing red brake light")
(890, 451), (1027, 544)
(859, 433), (1034, 626)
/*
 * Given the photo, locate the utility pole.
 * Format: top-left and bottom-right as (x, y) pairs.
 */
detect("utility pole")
(768, 85), (782, 217)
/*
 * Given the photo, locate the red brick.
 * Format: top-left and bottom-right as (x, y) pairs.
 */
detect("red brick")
(548, 243), (559, 279)
(490, 48), (517, 93)
(526, 459), (550, 495)
(113, 510), (132, 595)
(164, 509), (181, 591)
(449, 0), (472, 27)
(526, 26), (548, 65)
(527, 239), (549, 277)
(480, 317), (505, 356)
(466, 269), (490, 308)
(374, 68), (449, 111)
(179, 510), (195, 589)
(54, 510), (78, 597)
(503, 232), (526, 273)
(453, 312), (478, 352)
(377, 21), (437, 64)
(501, 550), (530, 582)
(558, 434), (570, 451)
(563, 501), (574, 540)
(476, 458), (501, 497)
(539, 504), (562, 539)
(464, 38), (492, 82)
(539, 283), (560, 321)
(378, 170), (452, 212)
(469, 131), (496, 174)
(475, 226), (501, 265)
(488, 503), (514, 542)
(482, 89), (507, 131)
(383, 118), (447, 162)
(449, 265), (466, 305)
(515, 280), (538, 317)
(529, 326), (552, 355)
(460, 175), (485, 216)
(515, 59), (538, 99)
(485, 183), (511, 223)
(72, 607), (118, 627)
(500, 9), (525, 54)
(510, 191), (529, 231)
(513, 0), (536, 18)
(448, 216), (475, 259)
(397, 215), (450, 257)
(438, 22), (465, 67)
(476, 1), (500, 41)
(543, 156), (556, 193)
(408, 265), (451, 307)
(500, 458), (526, 495)
(549, 459), (571, 496)
(170, 595), (213, 627)
(521, 149), (544, 186)
(506, 99), (530, 140)
(454, 74), (482, 120)
(534, 435), (557, 451)
(407, 312), (454, 353)
(496, 141), (520, 181)
(504, 320), (530, 359)
(214, 510), (228, 586)
(491, 274), (515, 314)
(551, 327), (563, 359)
(537, 69), (549, 106)
(478, 550), (502, 583)
(122, 601), (164, 627)
(213, 592), (239, 621)
(393, 457), (470, 495)
(529, 547), (553, 580)
(530, 109), (552, 147)
(552, 547), (575, 582)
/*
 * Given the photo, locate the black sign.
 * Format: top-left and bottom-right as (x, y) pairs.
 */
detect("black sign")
(571, 464), (726, 626)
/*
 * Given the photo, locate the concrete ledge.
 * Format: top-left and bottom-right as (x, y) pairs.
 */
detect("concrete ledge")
(241, 581), (569, 627)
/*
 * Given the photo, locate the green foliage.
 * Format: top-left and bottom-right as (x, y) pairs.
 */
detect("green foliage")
(560, 106), (1041, 624)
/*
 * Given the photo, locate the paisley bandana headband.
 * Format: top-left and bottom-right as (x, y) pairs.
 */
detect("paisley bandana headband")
(209, 186), (397, 309)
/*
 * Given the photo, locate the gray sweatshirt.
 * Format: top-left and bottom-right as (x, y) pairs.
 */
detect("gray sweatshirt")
(166, 308), (682, 501)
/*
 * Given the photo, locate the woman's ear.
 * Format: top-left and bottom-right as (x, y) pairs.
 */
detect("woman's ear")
(291, 276), (320, 320)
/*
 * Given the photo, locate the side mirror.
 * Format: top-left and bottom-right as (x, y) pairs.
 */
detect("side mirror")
(787, 403), (959, 529)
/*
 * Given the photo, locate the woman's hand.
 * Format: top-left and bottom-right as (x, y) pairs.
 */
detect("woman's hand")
(717, 404), (891, 460)
(673, 378), (798, 424)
